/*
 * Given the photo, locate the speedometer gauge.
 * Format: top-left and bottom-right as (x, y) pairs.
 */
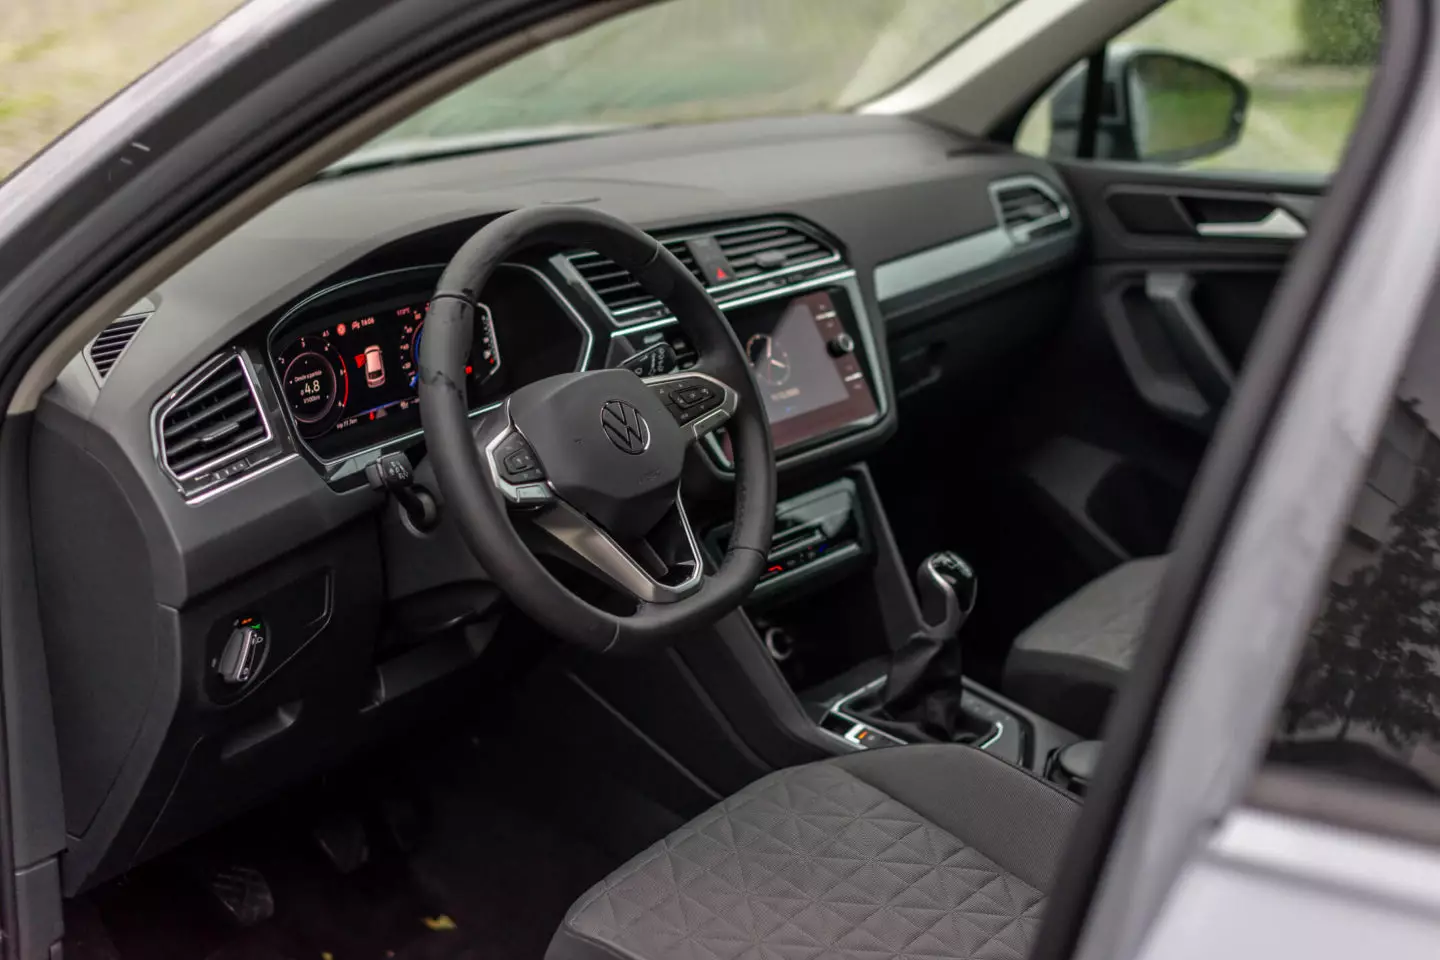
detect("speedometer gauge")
(278, 335), (347, 437)
(399, 301), (500, 390)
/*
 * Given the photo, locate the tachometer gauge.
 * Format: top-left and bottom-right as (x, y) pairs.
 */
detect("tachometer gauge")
(400, 301), (500, 390)
(277, 335), (347, 437)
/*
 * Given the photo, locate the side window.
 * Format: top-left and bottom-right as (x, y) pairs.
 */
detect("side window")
(1269, 314), (1440, 797)
(1016, 0), (1380, 174)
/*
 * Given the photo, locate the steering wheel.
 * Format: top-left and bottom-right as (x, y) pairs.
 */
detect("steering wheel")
(418, 207), (776, 653)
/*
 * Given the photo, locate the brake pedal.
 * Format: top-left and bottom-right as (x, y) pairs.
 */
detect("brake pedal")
(205, 865), (274, 927)
(312, 812), (370, 874)
(378, 794), (426, 854)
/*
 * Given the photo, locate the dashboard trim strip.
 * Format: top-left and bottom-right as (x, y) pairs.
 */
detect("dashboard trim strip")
(560, 218), (843, 326)
(605, 268), (859, 338)
(185, 453), (300, 505)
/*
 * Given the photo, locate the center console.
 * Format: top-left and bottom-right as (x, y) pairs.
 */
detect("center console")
(720, 467), (1078, 776)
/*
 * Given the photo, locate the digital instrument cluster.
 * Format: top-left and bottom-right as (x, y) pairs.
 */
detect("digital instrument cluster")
(269, 265), (587, 462)
(276, 296), (498, 440)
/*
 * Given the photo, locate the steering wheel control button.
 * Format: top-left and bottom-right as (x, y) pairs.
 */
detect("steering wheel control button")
(513, 483), (553, 503)
(218, 618), (266, 685)
(494, 433), (547, 484)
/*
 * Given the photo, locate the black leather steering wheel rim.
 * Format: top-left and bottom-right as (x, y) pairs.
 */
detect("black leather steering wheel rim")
(419, 206), (775, 653)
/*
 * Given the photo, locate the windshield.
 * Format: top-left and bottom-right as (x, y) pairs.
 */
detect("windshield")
(355, 0), (1017, 160)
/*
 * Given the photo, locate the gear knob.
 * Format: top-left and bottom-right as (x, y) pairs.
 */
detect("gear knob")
(917, 551), (977, 629)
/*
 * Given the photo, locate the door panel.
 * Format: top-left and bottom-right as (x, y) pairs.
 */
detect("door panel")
(1019, 161), (1323, 572)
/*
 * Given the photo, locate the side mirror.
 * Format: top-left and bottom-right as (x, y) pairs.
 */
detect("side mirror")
(1048, 47), (1249, 164)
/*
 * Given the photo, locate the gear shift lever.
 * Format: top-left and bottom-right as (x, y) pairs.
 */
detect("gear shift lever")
(917, 552), (977, 630)
(849, 552), (982, 743)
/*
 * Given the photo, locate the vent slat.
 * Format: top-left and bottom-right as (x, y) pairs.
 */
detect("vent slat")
(159, 356), (268, 480)
(86, 314), (150, 380)
(993, 181), (1070, 240)
(567, 221), (837, 317)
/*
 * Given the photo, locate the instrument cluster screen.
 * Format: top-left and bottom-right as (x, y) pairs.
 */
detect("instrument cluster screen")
(268, 264), (589, 462)
(273, 294), (497, 459)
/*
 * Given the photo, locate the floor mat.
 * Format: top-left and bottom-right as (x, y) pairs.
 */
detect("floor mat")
(76, 737), (620, 960)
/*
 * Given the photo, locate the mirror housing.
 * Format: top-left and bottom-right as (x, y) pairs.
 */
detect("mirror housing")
(1049, 46), (1249, 164)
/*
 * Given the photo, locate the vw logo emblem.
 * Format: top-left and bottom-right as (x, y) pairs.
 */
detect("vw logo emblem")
(601, 399), (650, 455)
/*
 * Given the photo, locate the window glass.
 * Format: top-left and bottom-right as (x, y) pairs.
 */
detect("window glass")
(1017, 0), (1379, 174)
(0, 0), (242, 178)
(1271, 313), (1440, 797)
(349, 0), (1017, 164)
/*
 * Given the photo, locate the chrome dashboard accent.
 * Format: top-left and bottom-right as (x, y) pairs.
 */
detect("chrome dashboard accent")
(602, 267), (858, 338)
(988, 174), (1074, 244)
(873, 228), (1014, 302)
(827, 677), (1004, 752)
(185, 453), (300, 505)
(151, 350), (283, 503)
(558, 218), (842, 326)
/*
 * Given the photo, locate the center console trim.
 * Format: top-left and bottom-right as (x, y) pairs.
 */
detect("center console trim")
(827, 677), (1005, 752)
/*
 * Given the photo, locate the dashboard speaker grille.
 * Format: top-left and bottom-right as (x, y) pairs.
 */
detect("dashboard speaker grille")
(991, 178), (1072, 243)
(87, 313), (149, 382)
(158, 355), (270, 480)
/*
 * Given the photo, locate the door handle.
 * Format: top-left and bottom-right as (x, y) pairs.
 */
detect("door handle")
(1195, 207), (1306, 240)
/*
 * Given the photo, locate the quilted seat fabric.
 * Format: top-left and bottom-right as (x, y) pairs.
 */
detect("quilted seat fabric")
(1005, 555), (1168, 737)
(549, 746), (1079, 960)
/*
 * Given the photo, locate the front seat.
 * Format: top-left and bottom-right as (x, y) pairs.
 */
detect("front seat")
(1004, 555), (1168, 738)
(547, 745), (1079, 960)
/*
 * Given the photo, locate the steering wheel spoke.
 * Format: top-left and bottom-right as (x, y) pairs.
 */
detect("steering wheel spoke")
(531, 490), (704, 604)
(479, 410), (555, 506)
(642, 370), (739, 441)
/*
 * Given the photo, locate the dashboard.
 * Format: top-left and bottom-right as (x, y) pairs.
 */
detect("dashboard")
(31, 113), (1079, 895)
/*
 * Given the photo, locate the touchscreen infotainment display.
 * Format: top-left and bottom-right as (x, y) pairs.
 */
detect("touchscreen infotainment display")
(726, 290), (878, 453)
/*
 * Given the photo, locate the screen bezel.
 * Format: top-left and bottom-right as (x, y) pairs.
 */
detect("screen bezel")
(714, 284), (882, 462)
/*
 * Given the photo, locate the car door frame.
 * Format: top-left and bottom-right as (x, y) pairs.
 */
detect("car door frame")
(1031, 0), (1440, 957)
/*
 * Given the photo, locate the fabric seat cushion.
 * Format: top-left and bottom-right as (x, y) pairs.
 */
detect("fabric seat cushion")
(1004, 555), (1168, 738)
(547, 744), (1080, 960)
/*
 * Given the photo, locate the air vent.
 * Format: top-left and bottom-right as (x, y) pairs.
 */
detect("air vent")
(565, 220), (841, 322)
(86, 312), (149, 382)
(567, 239), (703, 315)
(991, 178), (1072, 243)
(158, 355), (271, 482)
(712, 223), (833, 282)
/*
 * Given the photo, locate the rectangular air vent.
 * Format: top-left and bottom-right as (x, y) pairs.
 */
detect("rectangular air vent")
(991, 178), (1072, 243)
(712, 223), (834, 282)
(565, 220), (840, 322)
(158, 355), (271, 482)
(86, 312), (149, 382)
(567, 239), (703, 315)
